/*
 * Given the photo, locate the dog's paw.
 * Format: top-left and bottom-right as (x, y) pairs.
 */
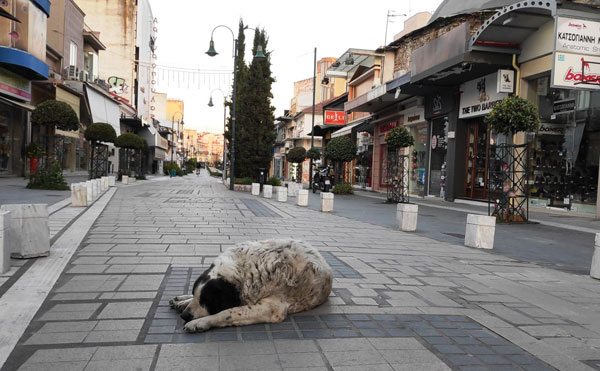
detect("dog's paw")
(184, 318), (210, 333)
(174, 299), (190, 313)
(170, 295), (192, 309)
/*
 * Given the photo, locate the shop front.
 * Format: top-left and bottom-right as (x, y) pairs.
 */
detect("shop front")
(372, 115), (402, 192)
(425, 91), (455, 198)
(0, 67), (32, 176)
(401, 106), (427, 197)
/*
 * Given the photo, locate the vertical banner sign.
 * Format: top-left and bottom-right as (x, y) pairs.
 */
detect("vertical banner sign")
(150, 17), (158, 120)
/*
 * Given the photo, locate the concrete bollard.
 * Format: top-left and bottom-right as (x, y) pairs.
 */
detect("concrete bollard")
(101, 177), (109, 191)
(263, 185), (273, 199)
(98, 178), (105, 192)
(86, 181), (93, 203)
(0, 204), (49, 259)
(71, 183), (87, 207)
(287, 182), (301, 197)
(122, 175), (129, 185)
(591, 234), (600, 279)
(91, 179), (99, 199)
(108, 176), (116, 187)
(397, 203), (418, 232)
(297, 189), (308, 207)
(321, 192), (334, 212)
(0, 211), (10, 274)
(95, 179), (102, 194)
(276, 186), (288, 202)
(464, 214), (496, 250)
(251, 183), (260, 196)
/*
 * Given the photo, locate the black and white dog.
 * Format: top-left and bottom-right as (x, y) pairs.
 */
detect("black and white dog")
(170, 240), (333, 333)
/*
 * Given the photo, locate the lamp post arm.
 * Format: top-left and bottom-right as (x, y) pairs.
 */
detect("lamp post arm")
(210, 25), (235, 57)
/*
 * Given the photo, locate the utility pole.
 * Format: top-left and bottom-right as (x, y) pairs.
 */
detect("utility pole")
(309, 47), (317, 188)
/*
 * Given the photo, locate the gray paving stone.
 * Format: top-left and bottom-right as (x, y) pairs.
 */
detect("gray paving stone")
(278, 352), (327, 368)
(24, 332), (87, 345)
(84, 358), (152, 371)
(219, 354), (281, 370)
(84, 330), (139, 343)
(17, 361), (88, 371)
(325, 350), (386, 367)
(25, 347), (97, 363)
(96, 301), (152, 319)
(274, 339), (319, 353)
(154, 356), (219, 371)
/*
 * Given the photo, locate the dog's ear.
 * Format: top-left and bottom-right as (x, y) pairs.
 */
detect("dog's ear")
(199, 277), (242, 315)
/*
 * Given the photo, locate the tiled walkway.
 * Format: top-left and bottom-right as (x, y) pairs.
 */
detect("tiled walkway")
(2, 171), (600, 371)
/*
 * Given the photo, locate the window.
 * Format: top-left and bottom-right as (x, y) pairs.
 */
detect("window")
(69, 41), (77, 67)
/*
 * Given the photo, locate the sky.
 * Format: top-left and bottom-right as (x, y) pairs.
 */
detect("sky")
(148, 0), (444, 133)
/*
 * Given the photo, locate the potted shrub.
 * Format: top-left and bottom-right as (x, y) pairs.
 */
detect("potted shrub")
(85, 123), (117, 179)
(115, 133), (146, 177)
(31, 100), (79, 164)
(324, 136), (357, 185)
(286, 146), (307, 183)
(384, 126), (414, 203)
(484, 95), (539, 138)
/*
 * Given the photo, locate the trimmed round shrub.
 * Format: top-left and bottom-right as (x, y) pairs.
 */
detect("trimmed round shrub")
(115, 133), (146, 149)
(306, 148), (321, 161)
(324, 136), (357, 162)
(484, 95), (540, 136)
(32, 100), (79, 131)
(386, 126), (414, 149)
(266, 177), (281, 186)
(235, 177), (253, 185)
(286, 147), (307, 163)
(84, 123), (117, 143)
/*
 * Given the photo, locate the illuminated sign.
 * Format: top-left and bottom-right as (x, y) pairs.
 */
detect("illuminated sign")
(324, 110), (345, 125)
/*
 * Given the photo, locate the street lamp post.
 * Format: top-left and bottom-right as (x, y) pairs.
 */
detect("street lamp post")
(206, 24), (265, 190)
(208, 88), (228, 183)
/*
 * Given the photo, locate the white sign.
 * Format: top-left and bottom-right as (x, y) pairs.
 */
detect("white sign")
(553, 52), (600, 90)
(497, 69), (514, 93)
(556, 17), (600, 57)
(459, 72), (509, 119)
(399, 106), (425, 126)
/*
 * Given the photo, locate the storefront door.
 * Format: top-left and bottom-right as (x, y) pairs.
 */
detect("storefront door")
(464, 121), (490, 200)
(429, 117), (448, 197)
(0, 102), (24, 176)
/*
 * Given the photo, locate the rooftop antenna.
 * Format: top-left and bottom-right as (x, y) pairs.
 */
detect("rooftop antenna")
(384, 10), (407, 47)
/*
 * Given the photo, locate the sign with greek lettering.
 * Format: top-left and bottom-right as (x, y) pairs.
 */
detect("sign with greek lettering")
(556, 17), (600, 57)
(552, 52), (600, 90)
(459, 71), (508, 119)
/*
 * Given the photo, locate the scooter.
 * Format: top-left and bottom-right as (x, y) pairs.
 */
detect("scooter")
(312, 164), (334, 193)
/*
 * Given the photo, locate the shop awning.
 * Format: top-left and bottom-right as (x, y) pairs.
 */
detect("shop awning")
(85, 84), (121, 136)
(306, 124), (344, 137)
(331, 116), (373, 138)
(468, 0), (556, 55)
(0, 95), (34, 111)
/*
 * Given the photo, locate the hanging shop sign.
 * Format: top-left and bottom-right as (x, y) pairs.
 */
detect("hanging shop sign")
(379, 121), (399, 133)
(497, 69), (515, 93)
(552, 52), (600, 90)
(555, 17), (600, 57)
(459, 71), (508, 119)
(553, 98), (576, 114)
(425, 91), (454, 118)
(324, 110), (345, 125)
(0, 67), (31, 101)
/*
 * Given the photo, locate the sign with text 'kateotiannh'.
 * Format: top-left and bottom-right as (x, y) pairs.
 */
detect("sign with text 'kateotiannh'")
(556, 17), (600, 57)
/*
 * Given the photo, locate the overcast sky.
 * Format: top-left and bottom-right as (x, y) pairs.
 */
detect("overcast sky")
(149, 0), (444, 133)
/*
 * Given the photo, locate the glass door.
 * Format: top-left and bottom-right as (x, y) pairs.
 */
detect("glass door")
(429, 117), (448, 197)
(464, 121), (490, 200)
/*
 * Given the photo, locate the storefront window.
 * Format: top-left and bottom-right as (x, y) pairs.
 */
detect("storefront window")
(429, 117), (448, 197)
(408, 123), (427, 196)
(354, 132), (372, 188)
(0, 102), (24, 175)
(528, 74), (600, 213)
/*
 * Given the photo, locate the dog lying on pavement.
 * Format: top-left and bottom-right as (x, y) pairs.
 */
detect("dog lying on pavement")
(170, 239), (333, 333)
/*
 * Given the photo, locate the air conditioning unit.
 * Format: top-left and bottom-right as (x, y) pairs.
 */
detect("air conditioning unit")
(51, 72), (62, 81)
(284, 142), (290, 149)
(95, 79), (108, 90)
(79, 70), (90, 82)
(66, 65), (78, 80)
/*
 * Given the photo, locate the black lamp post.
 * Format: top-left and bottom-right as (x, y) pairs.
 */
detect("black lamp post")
(206, 24), (265, 190)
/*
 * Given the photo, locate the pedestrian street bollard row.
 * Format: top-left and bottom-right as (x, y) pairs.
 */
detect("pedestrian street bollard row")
(108, 176), (116, 187)
(591, 233), (600, 280)
(464, 214), (496, 250)
(251, 183), (260, 196)
(71, 183), (87, 207)
(0, 204), (50, 259)
(321, 192), (334, 212)
(101, 176), (109, 191)
(397, 203), (418, 232)
(276, 186), (288, 202)
(86, 181), (93, 203)
(122, 175), (129, 185)
(0, 210), (10, 274)
(263, 185), (273, 199)
(286, 182), (301, 197)
(297, 189), (308, 207)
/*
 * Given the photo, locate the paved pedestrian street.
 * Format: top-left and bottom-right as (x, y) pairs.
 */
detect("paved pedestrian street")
(2, 172), (600, 371)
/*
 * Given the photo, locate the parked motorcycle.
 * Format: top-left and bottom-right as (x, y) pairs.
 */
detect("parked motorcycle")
(312, 164), (334, 193)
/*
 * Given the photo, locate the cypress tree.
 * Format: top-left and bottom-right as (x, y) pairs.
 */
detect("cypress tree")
(226, 20), (275, 178)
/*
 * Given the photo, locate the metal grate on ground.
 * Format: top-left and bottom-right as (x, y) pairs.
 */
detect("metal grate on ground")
(141, 267), (556, 370)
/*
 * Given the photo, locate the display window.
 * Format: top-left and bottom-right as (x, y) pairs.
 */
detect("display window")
(408, 123), (427, 196)
(429, 117), (448, 197)
(0, 102), (24, 176)
(528, 74), (600, 212)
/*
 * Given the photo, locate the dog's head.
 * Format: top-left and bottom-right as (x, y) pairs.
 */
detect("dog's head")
(181, 264), (242, 322)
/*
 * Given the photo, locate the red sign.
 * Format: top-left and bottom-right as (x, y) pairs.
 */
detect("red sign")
(379, 121), (399, 133)
(324, 110), (345, 125)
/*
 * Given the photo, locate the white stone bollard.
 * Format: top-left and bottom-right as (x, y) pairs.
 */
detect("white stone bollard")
(91, 179), (99, 199)
(86, 181), (93, 203)
(101, 177), (109, 191)
(0, 211), (10, 274)
(591, 234), (600, 279)
(321, 192), (334, 212)
(108, 176), (116, 187)
(98, 178), (105, 192)
(71, 183), (87, 207)
(297, 190), (308, 207)
(287, 182), (301, 197)
(95, 179), (102, 194)
(0, 204), (49, 259)
(464, 214), (496, 250)
(263, 185), (273, 199)
(397, 203), (418, 232)
(122, 175), (129, 185)
(251, 183), (260, 196)
(276, 186), (288, 202)
(129, 177), (136, 183)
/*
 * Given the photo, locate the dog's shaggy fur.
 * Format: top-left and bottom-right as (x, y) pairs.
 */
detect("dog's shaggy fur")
(170, 240), (333, 333)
